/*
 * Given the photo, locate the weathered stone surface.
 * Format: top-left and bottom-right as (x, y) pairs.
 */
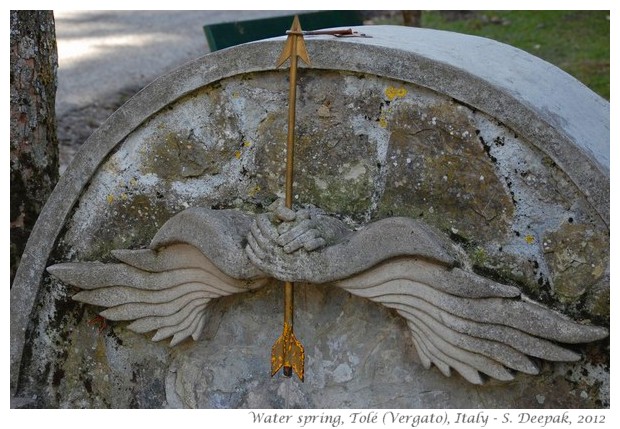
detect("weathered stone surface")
(543, 223), (609, 303)
(376, 96), (514, 243)
(11, 26), (608, 408)
(163, 283), (608, 408)
(249, 71), (385, 218)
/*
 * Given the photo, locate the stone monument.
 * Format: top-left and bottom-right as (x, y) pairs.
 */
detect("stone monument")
(11, 25), (609, 408)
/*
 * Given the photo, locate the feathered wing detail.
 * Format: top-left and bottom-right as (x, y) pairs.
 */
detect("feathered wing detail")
(47, 243), (268, 346)
(47, 207), (607, 384)
(333, 257), (608, 385)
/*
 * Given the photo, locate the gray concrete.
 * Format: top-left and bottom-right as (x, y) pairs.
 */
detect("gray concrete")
(12, 25), (609, 407)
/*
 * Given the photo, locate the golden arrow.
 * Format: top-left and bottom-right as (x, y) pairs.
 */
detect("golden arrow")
(270, 16), (310, 382)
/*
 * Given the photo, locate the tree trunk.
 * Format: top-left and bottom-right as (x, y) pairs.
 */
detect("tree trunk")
(402, 11), (422, 27)
(10, 11), (59, 285)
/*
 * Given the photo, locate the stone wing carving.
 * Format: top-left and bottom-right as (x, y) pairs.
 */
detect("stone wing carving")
(48, 208), (269, 346)
(48, 206), (608, 384)
(246, 205), (609, 384)
(333, 258), (607, 384)
(48, 244), (268, 346)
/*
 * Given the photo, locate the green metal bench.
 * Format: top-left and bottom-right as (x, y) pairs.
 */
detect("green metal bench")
(204, 11), (364, 51)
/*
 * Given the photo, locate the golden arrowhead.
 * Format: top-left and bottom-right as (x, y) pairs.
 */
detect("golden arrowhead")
(276, 15), (311, 68)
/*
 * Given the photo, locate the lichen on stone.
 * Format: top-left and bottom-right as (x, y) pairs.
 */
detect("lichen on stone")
(543, 222), (609, 304)
(377, 101), (514, 244)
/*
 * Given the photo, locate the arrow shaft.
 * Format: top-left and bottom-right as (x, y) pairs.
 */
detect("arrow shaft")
(282, 33), (299, 378)
(282, 280), (294, 377)
(284, 281), (294, 327)
(271, 16), (307, 382)
(285, 40), (298, 209)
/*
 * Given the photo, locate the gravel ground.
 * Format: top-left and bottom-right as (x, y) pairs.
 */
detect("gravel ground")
(55, 10), (302, 172)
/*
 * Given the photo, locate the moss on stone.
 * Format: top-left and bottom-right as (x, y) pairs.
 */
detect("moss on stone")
(583, 278), (610, 323)
(470, 248), (547, 299)
(81, 193), (176, 261)
(140, 131), (222, 179)
(543, 223), (609, 302)
(298, 161), (375, 216)
(376, 101), (514, 242)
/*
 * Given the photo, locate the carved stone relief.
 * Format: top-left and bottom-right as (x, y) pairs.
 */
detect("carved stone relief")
(12, 26), (608, 408)
(48, 203), (608, 386)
